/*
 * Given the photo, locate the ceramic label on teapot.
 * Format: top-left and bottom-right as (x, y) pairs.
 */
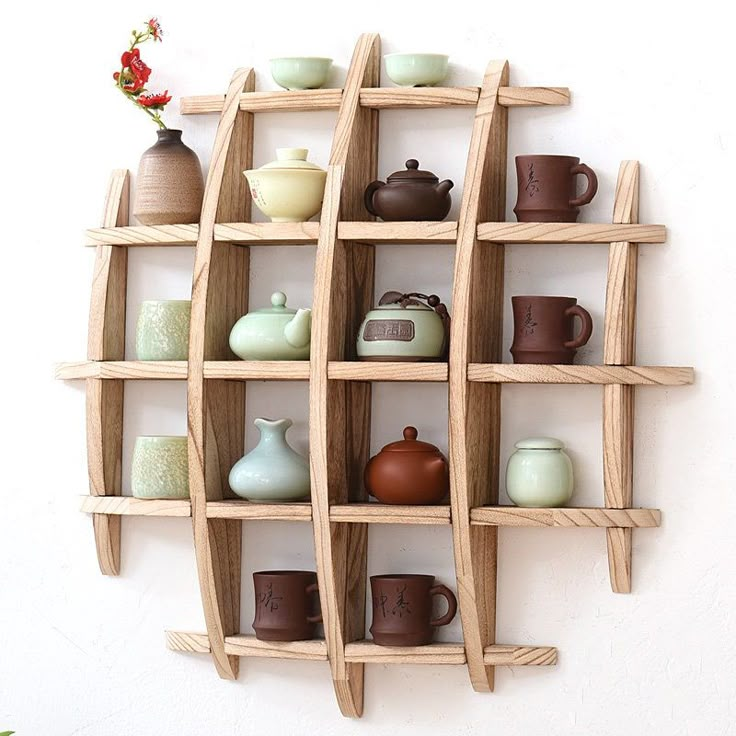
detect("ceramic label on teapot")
(363, 319), (415, 342)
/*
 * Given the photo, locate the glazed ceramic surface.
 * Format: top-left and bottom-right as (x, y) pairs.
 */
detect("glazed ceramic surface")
(356, 291), (450, 361)
(135, 300), (191, 361)
(252, 571), (322, 641)
(133, 129), (204, 225)
(270, 57), (333, 90)
(384, 53), (449, 87)
(369, 574), (457, 646)
(243, 148), (327, 222)
(229, 291), (311, 360)
(131, 436), (189, 499)
(505, 437), (574, 508)
(510, 295), (593, 364)
(364, 159), (453, 221)
(513, 155), (598, 223)
(364, 426), (449, 504)
(229, 418), (310, 501)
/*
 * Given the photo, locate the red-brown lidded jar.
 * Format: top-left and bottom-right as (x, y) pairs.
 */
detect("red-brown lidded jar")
(364, 426), (449, 505)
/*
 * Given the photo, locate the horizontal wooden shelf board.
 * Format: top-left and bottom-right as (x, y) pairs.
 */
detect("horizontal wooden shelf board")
(80, 496), (191, 517)
(56, 361), (187, 380)
(328, 362), (448, 382)
(338, 221), (457, 243)
(180, 89), (343, 114)
(476, 222), (666, 244)
(497, 86), (570, 107)
(166, 631), (328, 660)
(206, 500), (312, 521)
(329, 503), (451, 525)
(359, 87), (479, 108)
(84, 224), (198, 246)
(467, 364), (694, 385)
(470, 506), (661, 528)
(483, 645), (558, 666)
(344, 640), (466, 664)
(203, 361), (310, 381)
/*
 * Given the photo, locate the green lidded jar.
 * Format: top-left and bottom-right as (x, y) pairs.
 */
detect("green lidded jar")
(505, 437), (573, 508)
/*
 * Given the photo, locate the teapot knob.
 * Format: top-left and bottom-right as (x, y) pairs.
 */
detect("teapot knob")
(403, 426), (418, 440)
(405, 159), (419, 170)
(271, 291), (287, 307)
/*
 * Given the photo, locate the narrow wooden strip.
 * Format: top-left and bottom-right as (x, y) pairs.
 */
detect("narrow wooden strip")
(338, 221), (458, 243)
(80, 496), (191, 517)
(206, 501), (312, 520)
(344, 641), (466, 664)
(483, 645), (558, 665)
(476, 222), (665, 244)
(225, 635), (328, 660)
(470, 506), (661, 528)
(359, 86), (479, 108)
(329, 503), (451, 525)
(497, 86), (570, 106)
(56, 361), (188, 380)
(327, 362), (448, 382)
(214, 222), (319, 244)
(467, 364), (694, 385)
(84, 223), (198, 246)
(180, 89), (343, 115)
(203, 360), (310, 381)
(166, 631), (211, 653)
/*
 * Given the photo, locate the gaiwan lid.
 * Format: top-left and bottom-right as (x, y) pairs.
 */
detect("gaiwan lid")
(380, 426), (442, 453)
(386, 159), (439, 183)
(373, 291), (441, 312)
(257, 147), (324, 171)
(249, 291), (298, 315)
(514, 437), (565, 450)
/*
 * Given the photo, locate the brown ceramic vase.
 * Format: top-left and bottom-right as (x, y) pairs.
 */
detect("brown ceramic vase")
(364, 159), (453, 221)
(369, 574), (457, 646)
(510, 296), (593, 364)
(364, 426), (449, 505)
(252, 570), (322, 642)
(513, 155), (597, 223)
(133, 129), (204, 225)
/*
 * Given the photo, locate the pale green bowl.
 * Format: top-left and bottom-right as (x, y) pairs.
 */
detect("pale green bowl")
(131, 436), (189, 499)
(384, 53), (449, 87)
(270, 57), (333, 90)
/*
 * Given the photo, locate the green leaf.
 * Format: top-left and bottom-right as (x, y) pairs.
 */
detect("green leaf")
(0, 730), (16, 735)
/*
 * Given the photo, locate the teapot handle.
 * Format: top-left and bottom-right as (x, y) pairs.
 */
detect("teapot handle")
(364, 180), (385, 217)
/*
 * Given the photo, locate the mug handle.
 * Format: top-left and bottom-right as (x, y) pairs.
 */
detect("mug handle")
(305, 582), (323, 624)
(363, 180), (385, 217)
(429, 584), (458, 627)
(563, 305), (593, 350)
(569, 163), (598, 207)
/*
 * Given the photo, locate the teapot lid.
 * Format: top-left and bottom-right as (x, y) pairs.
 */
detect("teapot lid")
(380, 426), (442, 453)
(374, 291), (440, 311)
(386, 159), (439, 183)
(250, 291), (297, 315)
(258, 148), (324, 171)
(514, 437), (565, 450)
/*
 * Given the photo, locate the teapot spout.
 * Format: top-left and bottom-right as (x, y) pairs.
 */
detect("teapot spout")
(435, 179), (454, 197)
(284, 308), (312, 348)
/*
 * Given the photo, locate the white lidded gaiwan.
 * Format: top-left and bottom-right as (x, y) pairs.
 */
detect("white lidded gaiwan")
(505, 437), (573, 508)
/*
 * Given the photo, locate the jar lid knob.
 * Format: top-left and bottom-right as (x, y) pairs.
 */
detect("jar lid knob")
(403, 426), (418, 440)
(405, 159), (419, 170)
(271, 291), (287, 307)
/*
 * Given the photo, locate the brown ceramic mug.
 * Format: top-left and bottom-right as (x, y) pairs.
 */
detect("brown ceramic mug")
(513, 155), (598, 222)
(510, 296), (593, 364)
(369, 574), (457, 647)
(252, 571), (322, 642)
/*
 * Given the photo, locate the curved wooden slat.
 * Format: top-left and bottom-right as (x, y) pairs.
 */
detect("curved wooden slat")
(188, 67), (255, 680)
(309, 32), (380, 719)
(448, 60), (509, 693)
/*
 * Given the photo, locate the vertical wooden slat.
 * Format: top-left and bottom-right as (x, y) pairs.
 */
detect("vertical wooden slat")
(309, 32), (380, 718)
(449, 61), (509, 692)
(603, 160), (640, 593)
(86, 169), (129, 575)
(188, 68), (254, 679)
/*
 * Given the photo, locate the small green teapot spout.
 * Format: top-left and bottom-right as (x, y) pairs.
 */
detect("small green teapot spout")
(284, 308), (312, 348)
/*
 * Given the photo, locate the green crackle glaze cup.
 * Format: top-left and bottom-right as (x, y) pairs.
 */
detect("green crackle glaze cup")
(270, 57), (333, 90)
(135, 300), (191, 361)
(131, 436), (190, 499)
(384, 53), (449, 87)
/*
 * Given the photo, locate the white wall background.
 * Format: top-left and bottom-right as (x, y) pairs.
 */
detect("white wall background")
(1, 0), (734, 733)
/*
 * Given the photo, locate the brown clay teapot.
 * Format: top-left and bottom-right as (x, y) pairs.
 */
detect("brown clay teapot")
(364, 426), (449, 505)
(364, 159), (454, 221)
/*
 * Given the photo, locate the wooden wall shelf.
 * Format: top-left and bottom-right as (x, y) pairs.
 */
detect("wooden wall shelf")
(60, 32), (694, 719)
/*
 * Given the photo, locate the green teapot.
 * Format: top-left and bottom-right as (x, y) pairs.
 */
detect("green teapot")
(229, 291), (312, 360)
(356, 291), (450, 361)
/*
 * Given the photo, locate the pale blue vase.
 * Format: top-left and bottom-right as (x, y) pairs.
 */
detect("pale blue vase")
(229, 418), (310, 502)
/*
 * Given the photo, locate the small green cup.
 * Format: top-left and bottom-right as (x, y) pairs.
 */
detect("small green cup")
(384, 53), (449, 87)
(135, 300), (191, 361)
(270, 57), (333, 90)
(131, 436), (189, 499)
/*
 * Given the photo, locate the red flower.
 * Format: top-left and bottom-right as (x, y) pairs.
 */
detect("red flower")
(119, 48), (151, 86)
(137, 91), (172, 109)
(147, 17), (163, 41)
(113, 70), (144, 93)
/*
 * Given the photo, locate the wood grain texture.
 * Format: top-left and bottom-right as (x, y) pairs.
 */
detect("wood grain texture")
(338, 221), (458, 243)
(86, 169), (129, 576)
(206, 501), (312, 520)
(448, 60), (509, 693)
(483, 645), (558, 665)
(477, 222), (665, 244)
(359, 87), (479, 108)
(187, 68), (254, 680)
(470, 506), (661, 528)
(166, 630), (211, 653)
(603, 161), (640, 594)
(180, 89), (343, 114)
(166, 632), (329, 660)
(203, 360), (310, 380)
(327, 362), (448, 382)
(85, 223), (198, 246)
(467, 364), (693, 385)
(344, 641), (466, 664)
(497, 86), (570, 106)
(329, 503), (451, 525)
(309, 32), (380, 718)
(80, 496), (191, 517)
(57, 361), (187, 380)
